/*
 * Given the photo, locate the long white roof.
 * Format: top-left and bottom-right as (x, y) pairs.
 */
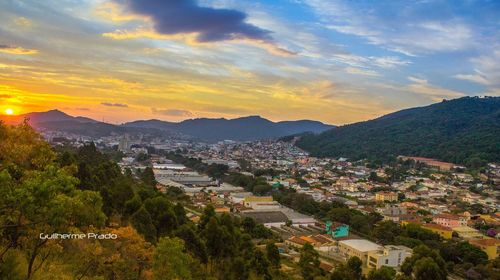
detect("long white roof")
(339, 239), (381, 252)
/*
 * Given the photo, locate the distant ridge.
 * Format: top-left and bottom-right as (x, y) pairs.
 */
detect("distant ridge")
(123, 115), (334, 141)
(1, 109), (98, 125)
(296, 96), (500, 167)
(1, 110), (334, 141)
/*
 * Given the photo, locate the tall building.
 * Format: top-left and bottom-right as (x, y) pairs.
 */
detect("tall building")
(118, 134), (131, 152)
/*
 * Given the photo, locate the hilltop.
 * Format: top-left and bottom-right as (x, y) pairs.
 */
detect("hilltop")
(296, 96), (500, 167)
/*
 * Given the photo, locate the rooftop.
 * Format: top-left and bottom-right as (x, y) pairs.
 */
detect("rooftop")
(339, 239), (381, 252)
(434, 213), (465, 220)
(422, 223), (453, 231)
(469, 238), (500, 247)
(244, 196), (273, 202)
(240, 211), (288, 224)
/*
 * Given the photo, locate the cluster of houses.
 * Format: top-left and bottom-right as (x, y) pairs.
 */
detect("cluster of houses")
(109, 138), (499, 273)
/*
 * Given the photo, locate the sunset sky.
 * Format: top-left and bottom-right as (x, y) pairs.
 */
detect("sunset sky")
(0, 0), (499, 125)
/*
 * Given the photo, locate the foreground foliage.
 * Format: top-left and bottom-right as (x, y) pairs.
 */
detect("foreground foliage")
(0, 122), (287, 279)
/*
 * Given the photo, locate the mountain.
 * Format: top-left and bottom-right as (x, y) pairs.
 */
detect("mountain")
(2, 110), (333, 141)
(296, 96), (500, 167)
(1, 109), (98, 125)
(123, 115), (334, 141)
(0, 110), (130, 137)
(276, 120), (334, 136)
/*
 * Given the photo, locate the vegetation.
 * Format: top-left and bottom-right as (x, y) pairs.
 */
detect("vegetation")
(0, 122), (285, 279)
(275, 188), (496, 280)
(299, 243), (321, 280)
(273, 187), (348, 218)
(297, 97), (500, 167)
(2, 122), (498, 279)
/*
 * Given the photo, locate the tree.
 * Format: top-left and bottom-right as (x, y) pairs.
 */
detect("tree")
(124, 195), (142, 219)
(220, 213), (235, 233)
(144, 197), (178, 240)
(73, 142), (135, 216)
(230, 256), (250, 280)
(136, 152), (150, 162)
(252, 250), (271, 279)
(401, 245), (446, 280)
(174, 224), (208, 264)
(266, 242), (280, 268)
(0, 123), (106, 279)
(253, 184), (272, 195)
(346, 256), (363, 280)
(198, 205), (216, 231)
(413, 257), (445, 280)
(456, 242), (488, 265)
(330, 264), (356, 280)
(299, 243), (321, 280)
(252, 224), (273, 239)
(140, 167), (157, 187)
(328, 208), (352, 224)
(153, 237), (193, 280)
(206, 163), (228, 179)
(130, 206), (157, 243)
(242, 217), (256, 233)
(330, 257), (362, 280)
(372, 221), (402, 244)
(203, 217), (224, 260)
(173, 203), (187, 225)
(73, 226), (153, 280)
(367, 266), (396, 280)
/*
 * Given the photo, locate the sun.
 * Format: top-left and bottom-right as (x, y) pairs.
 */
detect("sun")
(5, 108), (14, 115)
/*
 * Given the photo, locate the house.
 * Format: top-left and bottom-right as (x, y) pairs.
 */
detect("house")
(186, 212), (200, 223)
(337, 239), (379, 264)
(375, 192), (398, 202)
(397, 156), (455, 171)
(285, 234), (336, 252)
(243, 196), (280, 210)
(214, 206), (230, 213)
(432, 213), (468, 228)
(377, 205), (407, 216)
(422, 224), (453, 239)
(338, 239), (412, 269)
(367, 245), (413, 269)
(385, 214), (421, 223)
(469, 238), (500, 260)
(319, 262), (334, 273)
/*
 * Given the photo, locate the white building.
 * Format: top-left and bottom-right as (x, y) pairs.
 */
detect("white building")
(367, 245), (412, 269)
(153, 163), (186, 170)
(338, 239), (412, 269)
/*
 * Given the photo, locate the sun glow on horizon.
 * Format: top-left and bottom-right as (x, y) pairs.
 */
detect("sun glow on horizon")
(5, 108), (14, 115)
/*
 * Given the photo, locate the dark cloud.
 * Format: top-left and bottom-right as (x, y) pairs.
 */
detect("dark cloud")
(101, 102), (129, 107)
(120, 0), (272, 43)
(0, 94), (12, 99)
(152, 108), (193, 117)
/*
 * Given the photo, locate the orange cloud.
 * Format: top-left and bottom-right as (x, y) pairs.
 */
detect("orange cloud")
(0, 45), (38, 55)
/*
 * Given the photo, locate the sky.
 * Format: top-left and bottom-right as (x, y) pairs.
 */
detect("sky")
(0, 0), (499, 125)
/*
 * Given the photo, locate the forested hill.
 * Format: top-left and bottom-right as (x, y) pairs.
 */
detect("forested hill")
(123, 116), (334, 142)
(296, 96), (500, 167)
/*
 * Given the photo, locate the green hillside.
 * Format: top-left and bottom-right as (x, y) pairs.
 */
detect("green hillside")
(297, 97), (500, 167)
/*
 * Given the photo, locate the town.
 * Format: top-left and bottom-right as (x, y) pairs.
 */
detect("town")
(45, 131), (500, 277)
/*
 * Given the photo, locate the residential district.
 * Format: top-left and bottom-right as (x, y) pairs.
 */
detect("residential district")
(46, 132), (500, 277)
